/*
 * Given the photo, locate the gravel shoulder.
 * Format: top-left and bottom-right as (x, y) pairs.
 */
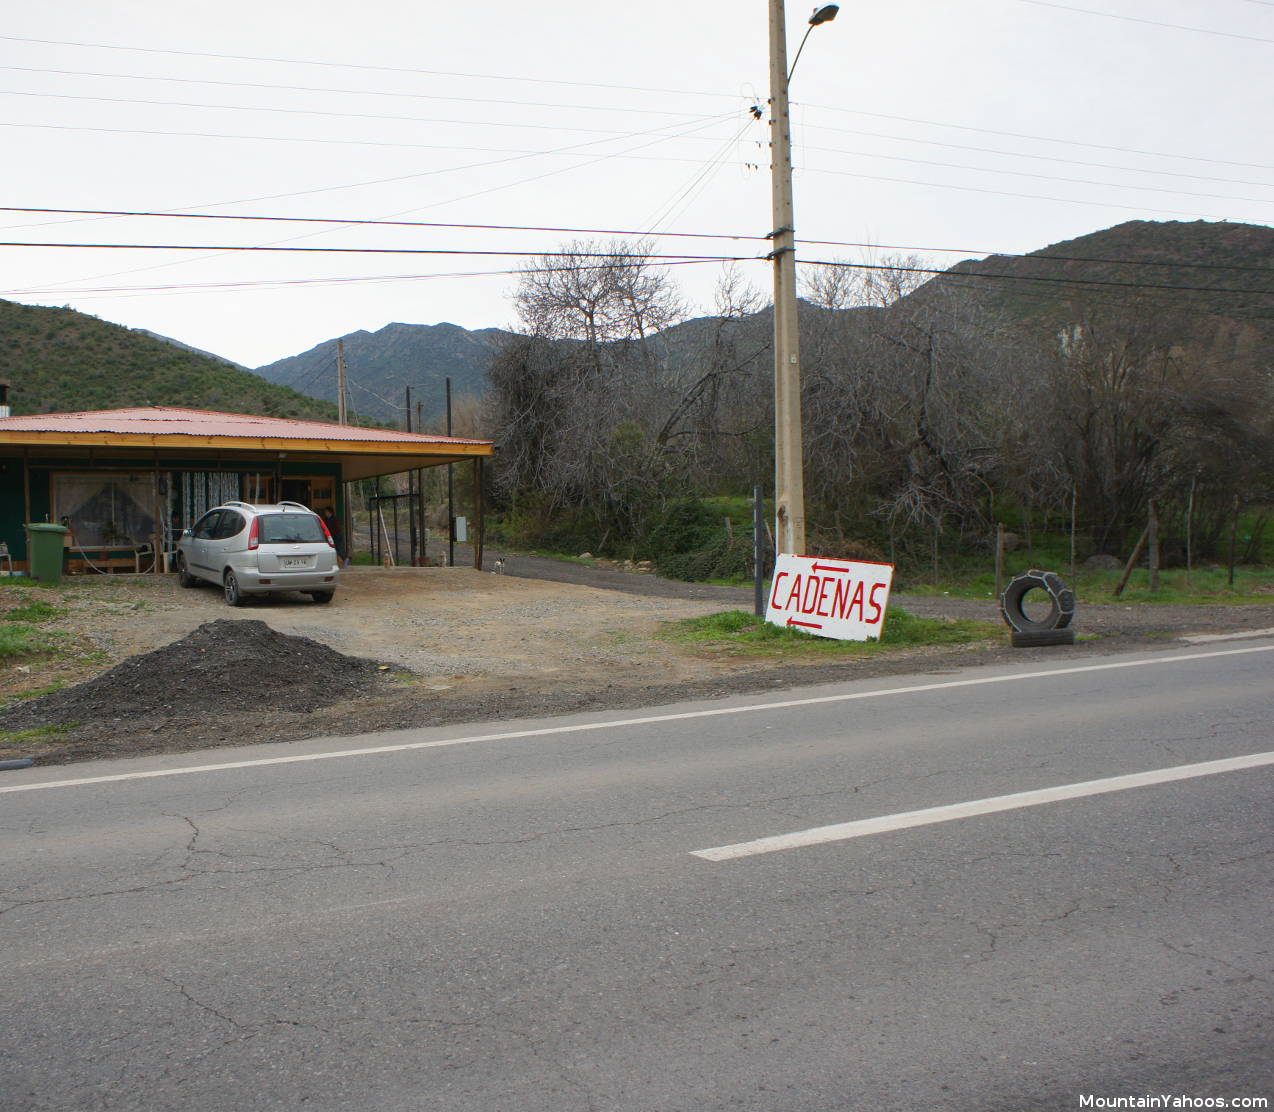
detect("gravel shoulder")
(3, 559), (1273, 767)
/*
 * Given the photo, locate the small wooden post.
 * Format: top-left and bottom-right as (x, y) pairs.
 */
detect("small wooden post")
(1113, 523), (1150, 598)
(1185, 474), (1196, 588)
(1069, 485), (1078, 585)
(1228, 494), (1240, 587)
(473, 457), (484, 571)
(994, 522), (1005, 602)
(1147, 498), (1160, 593)
(753, 485), (765, 618)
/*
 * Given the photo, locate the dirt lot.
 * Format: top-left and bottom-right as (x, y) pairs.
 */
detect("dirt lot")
(3, 564), (1273, 766)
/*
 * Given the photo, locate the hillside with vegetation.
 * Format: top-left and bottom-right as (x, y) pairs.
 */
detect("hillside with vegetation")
(919, 220), (1274, 335)
(254, 320), (512, 424)
(0, 298), (341, 421)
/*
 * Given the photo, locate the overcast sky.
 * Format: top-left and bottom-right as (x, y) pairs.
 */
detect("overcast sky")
(2, 0), (1272, 370)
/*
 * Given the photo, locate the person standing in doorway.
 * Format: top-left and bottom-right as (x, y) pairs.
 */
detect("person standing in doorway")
(321, 506), (348, 567)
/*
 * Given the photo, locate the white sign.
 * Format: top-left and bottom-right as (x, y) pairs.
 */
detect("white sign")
(764, 554), (895, 641)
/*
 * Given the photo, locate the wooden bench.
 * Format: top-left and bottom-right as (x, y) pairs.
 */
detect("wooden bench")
(68, 545), (148, 574)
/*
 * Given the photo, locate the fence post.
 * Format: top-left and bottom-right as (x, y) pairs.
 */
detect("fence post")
(753, 485), (765, 618)
(994, 522), (1005, 602)
(1113, 523), (1150, 598)
(1229, 494), (1240, 587)
(1148, 497), (1160, 593)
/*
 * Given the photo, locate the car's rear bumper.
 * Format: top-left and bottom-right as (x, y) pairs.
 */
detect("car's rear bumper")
(236, 567), (340, 594)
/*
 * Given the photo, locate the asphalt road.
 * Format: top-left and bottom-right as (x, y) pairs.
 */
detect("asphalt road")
(1, 640), (1271, 1111)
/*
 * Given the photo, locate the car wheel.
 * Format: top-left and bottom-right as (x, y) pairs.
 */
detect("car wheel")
(308, 591), (335, 605)
(224, 571), (245, 607)
(176, 554), (198, 589)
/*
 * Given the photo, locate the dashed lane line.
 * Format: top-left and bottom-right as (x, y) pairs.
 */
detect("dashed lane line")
(692, 750), (1274, 861)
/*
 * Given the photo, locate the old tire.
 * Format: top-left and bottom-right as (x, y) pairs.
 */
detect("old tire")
(223, 571), (245, 607)
(1010, 628), (1076, 648)
(1000, 569), (1076, 633)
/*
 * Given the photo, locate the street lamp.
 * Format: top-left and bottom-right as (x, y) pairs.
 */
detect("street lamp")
(768, 1), (838, 557)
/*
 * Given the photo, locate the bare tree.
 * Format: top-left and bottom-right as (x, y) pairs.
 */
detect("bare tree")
(512, 238), (684, 344)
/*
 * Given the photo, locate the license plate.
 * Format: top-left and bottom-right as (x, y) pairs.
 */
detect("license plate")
(281, 557), (311, 569)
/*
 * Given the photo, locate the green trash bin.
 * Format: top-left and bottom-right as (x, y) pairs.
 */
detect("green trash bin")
(25, 522), (68, 583)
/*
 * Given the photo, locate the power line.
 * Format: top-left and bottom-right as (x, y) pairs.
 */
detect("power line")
(797, 142), (1274, 206)
(802, 257), (1274, 297)
(0, 85), (715, 123)
(807, 120), (1274, 189)
(7, 239), (1273, 296)
(0, 34), (741, 102)
(1015, 0), (1274, 44)
(800, 163), (1274, 223)
(0, 241), (755, 262)
(12, 60), (1272, 190)
(0, 205), (761, 243)
(798, 102), (1274, 172)
(0, 62), (738, 113)
(4, 206), (1273, 275)
(8, 113), (738, 296)
(0, 119), (741, 159)
(11, 60), (1271, 196)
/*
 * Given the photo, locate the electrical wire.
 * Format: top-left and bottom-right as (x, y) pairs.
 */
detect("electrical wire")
(7, 206), (1272, 276)
(0, 205), (766, 244)
(0, 34), (743, 102)
(799, 162), (1274, 222)
(796, 141), (1274, 206)
(806, 120), (1274, 189)
(796, 102), (1274, 172)
(4, 207), (1273, 276)
(6, 241), (1271, 297)
(0, 86), (717, 123)
(9, 111), (735, 292)
(1015, 0), (1274, 44)
(801, 256), (1274, 297)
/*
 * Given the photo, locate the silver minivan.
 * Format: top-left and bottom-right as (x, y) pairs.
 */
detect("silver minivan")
(175, 501), (340, 606)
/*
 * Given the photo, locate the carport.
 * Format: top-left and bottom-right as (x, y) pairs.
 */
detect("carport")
(0, 406), (494, 574)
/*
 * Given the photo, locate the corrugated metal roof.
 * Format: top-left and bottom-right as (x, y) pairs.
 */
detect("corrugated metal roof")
(0, 406), (489, 446)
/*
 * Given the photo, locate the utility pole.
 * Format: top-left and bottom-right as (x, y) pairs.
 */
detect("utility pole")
(769, 0), (803, 556)
(768, 1), (837, 557)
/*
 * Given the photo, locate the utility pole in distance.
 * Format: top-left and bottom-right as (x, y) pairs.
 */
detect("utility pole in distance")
(446, 377), (455, 569)
(336, 338), (350, 564)
(336, 338), (348, 425)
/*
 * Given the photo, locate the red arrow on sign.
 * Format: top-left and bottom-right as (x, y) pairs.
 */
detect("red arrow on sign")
(810, 562), (851, 574)
(787, 617), (823, 630)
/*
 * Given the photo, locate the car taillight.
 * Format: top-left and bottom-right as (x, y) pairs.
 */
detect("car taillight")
(318, 517), (335, 548)
(248, 518), (260, 550)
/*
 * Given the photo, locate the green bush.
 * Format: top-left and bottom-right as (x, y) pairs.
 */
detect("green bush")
(657, 534), (754, 582)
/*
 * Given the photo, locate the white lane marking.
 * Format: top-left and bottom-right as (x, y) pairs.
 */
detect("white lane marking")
(692, 750), (1274, 861)
(2, 643), (1272, 796)
(1183, 626), (1274, 644)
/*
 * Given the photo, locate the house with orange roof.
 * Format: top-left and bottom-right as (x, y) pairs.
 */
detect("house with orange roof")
(0, 403), (493, 574)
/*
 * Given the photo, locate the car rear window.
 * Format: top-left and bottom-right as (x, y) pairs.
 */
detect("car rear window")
(258, 514), (326, 544)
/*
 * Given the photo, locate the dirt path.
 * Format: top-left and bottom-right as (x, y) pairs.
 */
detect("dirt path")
(3, 562), (1272, 766)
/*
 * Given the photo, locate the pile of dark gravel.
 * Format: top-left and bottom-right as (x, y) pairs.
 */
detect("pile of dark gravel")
(0, 619), (387, 729)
